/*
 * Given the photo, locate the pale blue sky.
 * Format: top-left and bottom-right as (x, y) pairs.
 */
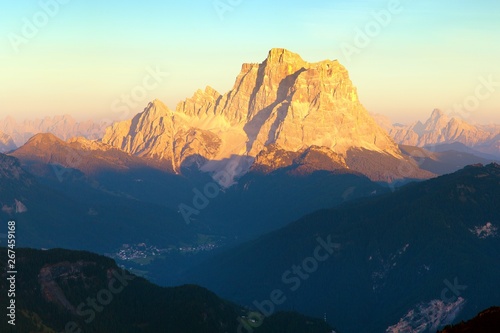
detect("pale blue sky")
(1, 0), (499, 124)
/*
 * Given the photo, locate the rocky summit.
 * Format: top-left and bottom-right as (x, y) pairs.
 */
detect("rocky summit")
(102, 48), (424, 181)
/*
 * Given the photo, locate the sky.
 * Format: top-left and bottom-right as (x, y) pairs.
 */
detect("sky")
(1, 0), (499, 125)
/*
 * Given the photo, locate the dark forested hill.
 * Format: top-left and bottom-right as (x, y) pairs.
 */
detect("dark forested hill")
(182, 164), (500, 333)
(0, 248), (333, 333)
(438, 306), (500, 332)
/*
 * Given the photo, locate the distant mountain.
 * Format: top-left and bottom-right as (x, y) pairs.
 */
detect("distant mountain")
(382, 109), (500, 157)
(0, 152), (196, 252)
(438, 306), (500, 332)
(399, 144), (498, 175)
(0, 114), (107, 147)
(11, 133), (168, 176)
(0, 248), (333, 333)
(0, 131), (16, 153)
(423, 142), (500, 161)
(196, 165), (386, 239)
(6, 134), (382, 254)
(183, 163), (500, 333)
(102, 48), (429, 182)
(7, 133), (387, 286)
(8, 133), (207, 216)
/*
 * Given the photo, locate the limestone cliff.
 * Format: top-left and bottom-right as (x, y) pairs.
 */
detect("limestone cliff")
(102, 49), (419, 181)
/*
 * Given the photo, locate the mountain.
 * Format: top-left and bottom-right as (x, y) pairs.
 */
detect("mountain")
(102, 48), (429, 182)
(8, 133), (211, 216)
(11, 132), (168, 176)
(0, 152), (199, 253)
(0, 248), (333, 333)
(0, 114), (107, 147)
(6, 133), (382, 285)
(399, 144), (498, 175)
(7, 133), (387, 286)
(384, 109), (500, 157)
(438, 306), (500, 332)
(182, 163), (500, 333)
(370, 113), (394, 132)
(0, 131), (16, 153)
(423, 142), (499, 161)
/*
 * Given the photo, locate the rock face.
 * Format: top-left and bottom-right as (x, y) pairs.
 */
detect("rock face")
(385, 109), (500, 156)
(251, 144), (348, 175)
(102, 99), (223, 172)
(102, 48), (420, 181)
(0, 114), (107, 147)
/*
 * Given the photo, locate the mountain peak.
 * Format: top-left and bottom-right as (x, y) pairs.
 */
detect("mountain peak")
(430, 108), (445, 119)
(386, 109), (499, 155)
(25, 133), (64, 145)
(104, 49), (412, 181)
(424, 108), (450, 131)
(266, 48), (304, 64)
(144, 99), (171, 119)
(150, 98), (168, 109)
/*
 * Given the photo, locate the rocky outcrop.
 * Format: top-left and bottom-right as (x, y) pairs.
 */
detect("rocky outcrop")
(173, 48), (401, 157)
(39, 261), (98, 314)
(251, 144), (348, 175)
(102, 99), (223, 172)
(102, 49), (422, 181)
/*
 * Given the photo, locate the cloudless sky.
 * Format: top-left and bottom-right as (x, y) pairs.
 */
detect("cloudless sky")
(1, 0), (499, 124)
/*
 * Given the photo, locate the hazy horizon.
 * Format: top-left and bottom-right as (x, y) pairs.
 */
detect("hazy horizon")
(1, 0), (499, 124)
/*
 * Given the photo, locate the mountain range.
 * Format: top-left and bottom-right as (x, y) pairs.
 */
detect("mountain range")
(374, 109), (500, 157)
(181, 163), (500, 333)
(0, 114), (107, 150)
(101, 48), (429, 183)
(1, 48), (499, 332)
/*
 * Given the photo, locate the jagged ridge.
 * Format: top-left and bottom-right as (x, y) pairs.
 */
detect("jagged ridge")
(102, 48), (425, 181)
